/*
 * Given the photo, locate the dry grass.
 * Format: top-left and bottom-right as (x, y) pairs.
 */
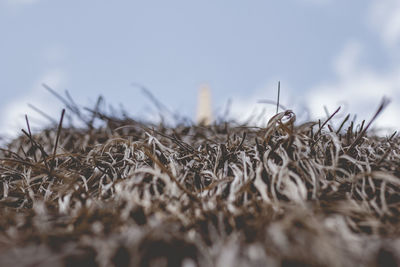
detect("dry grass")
(0, 96), (399, 267)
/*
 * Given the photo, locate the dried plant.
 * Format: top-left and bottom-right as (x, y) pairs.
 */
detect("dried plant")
(0, 94), (399, 267)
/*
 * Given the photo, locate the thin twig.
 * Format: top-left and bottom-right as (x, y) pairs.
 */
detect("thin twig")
(53, 109), (66, 159)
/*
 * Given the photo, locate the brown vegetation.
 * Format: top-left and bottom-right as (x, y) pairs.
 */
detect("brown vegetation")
(0, 96), (399, 267)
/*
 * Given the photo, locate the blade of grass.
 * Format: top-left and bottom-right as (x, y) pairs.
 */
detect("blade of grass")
(346, 98), (390, 155)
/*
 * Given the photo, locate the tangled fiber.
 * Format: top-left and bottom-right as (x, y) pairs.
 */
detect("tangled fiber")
(0, 97), (399, 267)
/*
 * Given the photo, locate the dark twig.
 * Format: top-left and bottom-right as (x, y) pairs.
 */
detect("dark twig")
(277, 81), (280, 114)
(314, 106), (341, 139)
(53, 109), (65, 159)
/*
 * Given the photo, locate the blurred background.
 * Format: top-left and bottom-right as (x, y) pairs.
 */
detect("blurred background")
(0, 0), (399, 138)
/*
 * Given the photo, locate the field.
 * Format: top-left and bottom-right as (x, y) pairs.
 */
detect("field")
(0, 97), (399, 267)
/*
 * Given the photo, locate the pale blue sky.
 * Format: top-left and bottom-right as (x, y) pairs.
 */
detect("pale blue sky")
(1, 0), (399, 137)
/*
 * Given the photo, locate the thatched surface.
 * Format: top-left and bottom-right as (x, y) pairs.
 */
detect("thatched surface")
(0, 105), (399, 267)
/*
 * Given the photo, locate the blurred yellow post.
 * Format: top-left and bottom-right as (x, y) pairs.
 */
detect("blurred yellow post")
(196, 84), (213, 125)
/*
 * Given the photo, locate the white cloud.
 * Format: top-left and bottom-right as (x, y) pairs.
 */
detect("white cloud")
(0, 70), (66, 138)
(305, 0), (400, 133)
(333, 41), (363, 79)
(219, 0), (400, 133)
(369, 0), (400, 48)
(306, 41), (400, 132)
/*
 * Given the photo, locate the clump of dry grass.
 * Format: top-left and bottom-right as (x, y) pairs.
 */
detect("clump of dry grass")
(0, 95), (399, 267)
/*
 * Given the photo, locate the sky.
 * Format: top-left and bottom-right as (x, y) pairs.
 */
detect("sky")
(0, 0), (399, 138)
